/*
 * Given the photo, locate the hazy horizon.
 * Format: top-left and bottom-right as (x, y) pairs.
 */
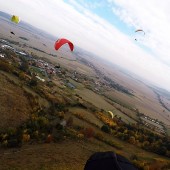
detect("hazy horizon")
(0, 0), (170, 91)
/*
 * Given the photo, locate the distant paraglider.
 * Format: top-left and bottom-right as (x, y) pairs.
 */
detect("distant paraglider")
(11, 15), (20, 24)
(54, 38), (74, 51)
(107, 111), (114, 119)
(135, 29), (145, 35)
(10, 31), (15, 35)
(134, 29), (145, 41)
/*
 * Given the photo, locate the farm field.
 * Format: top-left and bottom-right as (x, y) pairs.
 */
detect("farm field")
(69, 107), (103, 127)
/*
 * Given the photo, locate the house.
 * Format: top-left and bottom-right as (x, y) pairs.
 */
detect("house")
(0, 39), (9, 45)
(15, 50), (29, 56)
(35, 76), (45, 82)
(67, 82), (76, 89)
(0, 54), (5, 58)
(1, 44), (15, 51)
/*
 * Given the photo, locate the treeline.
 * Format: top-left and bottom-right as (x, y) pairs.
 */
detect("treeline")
(19, 37), (29, 41)
(28, 46), (57, 57)
(98, 113), (170, 157)
(155, 91), (170, 112)
(104, 76), (133, 95)
(72, 109), (170, 158)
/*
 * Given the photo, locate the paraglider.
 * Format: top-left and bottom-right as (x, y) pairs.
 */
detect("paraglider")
(107, 111), (114, 119)
(54, 38), (74, 51)
(11, 15), (20, 24)
(135, 29), (145, 35)
(134, 29), (145, 41)
(10, 31), (15, 35)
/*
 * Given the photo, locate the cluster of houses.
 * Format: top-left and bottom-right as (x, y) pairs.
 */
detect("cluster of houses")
(141, 116), (165, 134)
(0, 39), (57, 80)
(143, 116), (160, 125)
(30, 59), (56, 75)
(0, 39), (76, 89)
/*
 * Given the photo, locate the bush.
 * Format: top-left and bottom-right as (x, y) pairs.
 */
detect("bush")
(67, 116), (73, 127)
(77, 133), (84, 140)
(53, 130), (65, 142)
(22, 134), (30, 142)
(74, 125), (84, 131)
(130, 154), (138, 161)
(7, 138), (22, 148)
(82, 127), (95, 139)
(0, 60), (14, 72)
(29, 78), (37, 86)
(101, 125), (111, 133)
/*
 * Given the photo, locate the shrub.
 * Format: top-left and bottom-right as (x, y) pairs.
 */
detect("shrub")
(82, 127), (95, 139)
(65, 128), (78, 139)
(53, 130), (65, 142)
(67, 116), (73, 127)
(77, 133), (84, 140)
(74, 125), (84, 131)
(130, 154), (138, 161)
(101, 125), (111, 133)
(22, 134), (30, 142)
(58, 111), (65, 119)
(1, 140), (8, 147)
(7, 139), (22, 148)
(45, 134), (53, 143)
(0, 60), (14, 72)
(29, 78), (37, 86)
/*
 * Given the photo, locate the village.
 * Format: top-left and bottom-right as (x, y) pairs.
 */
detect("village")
(0, 38), (111, 92)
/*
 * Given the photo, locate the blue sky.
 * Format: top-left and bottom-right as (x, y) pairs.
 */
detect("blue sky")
(0, 0), (170, 91)
(64, 0), (155, 57)
(65, 0), (134, 35)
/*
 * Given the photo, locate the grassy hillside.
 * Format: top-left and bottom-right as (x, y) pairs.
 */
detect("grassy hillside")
(0, 72), (31, 131)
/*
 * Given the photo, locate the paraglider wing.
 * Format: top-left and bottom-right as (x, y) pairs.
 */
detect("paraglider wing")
(11, 15), (20, 24)
(108, 111), (114, 119)
(84, 151), (138, 170)
(54, 38), (74, 51)
(135, 29), (145, 35)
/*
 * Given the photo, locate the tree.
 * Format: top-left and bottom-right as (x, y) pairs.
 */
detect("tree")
(67, 116), (73, 127)
(29, 77), (37, 86)
(82, 128), (95, 139)
(101, 125), (111, 133)
(19, 61), (29, 72)
(128, 136), (136, 145)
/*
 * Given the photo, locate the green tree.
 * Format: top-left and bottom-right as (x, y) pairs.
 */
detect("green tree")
(101, 125), (111, 133)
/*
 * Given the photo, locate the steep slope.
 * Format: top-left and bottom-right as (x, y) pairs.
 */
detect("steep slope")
(0, 72), (32, 130)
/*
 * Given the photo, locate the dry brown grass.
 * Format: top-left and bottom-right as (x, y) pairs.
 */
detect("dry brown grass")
(0, 73), (32, 130)
(69, 107), (103, 127)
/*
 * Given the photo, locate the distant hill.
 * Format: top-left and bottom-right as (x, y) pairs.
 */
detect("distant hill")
(0, 11), (57, 41)
(0, 11), (11, 20)
(153, 86), (170, 98)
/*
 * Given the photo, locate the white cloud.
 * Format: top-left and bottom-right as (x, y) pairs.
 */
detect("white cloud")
(69, 0), (105, 9)
(109, 0), (170, 65)
(0, 0), (170, 90)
